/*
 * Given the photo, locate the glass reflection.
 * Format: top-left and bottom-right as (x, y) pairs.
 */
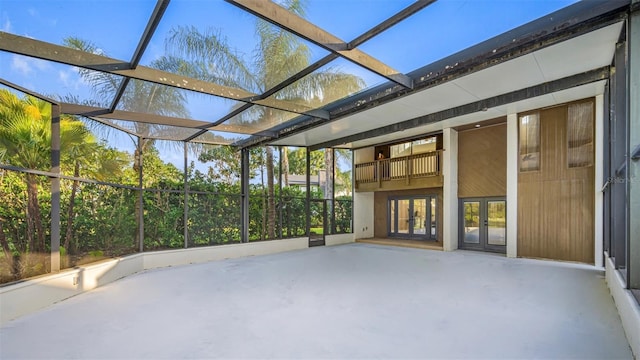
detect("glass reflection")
(463, 201), (480, 244)
(222, 105), (299, 133)
(431, 197), (437, 237)
(397, 199), (410, 234)
(390, 200), (396, 234)
(413, 198), (427, 235)
(487, 201), (506, 246)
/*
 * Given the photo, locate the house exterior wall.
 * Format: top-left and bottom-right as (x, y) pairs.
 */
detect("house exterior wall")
(354, 191), (374, 239)
(517, 100), (595, 264)
(458, 123), (507, 198)
(373, 187), (443, 241)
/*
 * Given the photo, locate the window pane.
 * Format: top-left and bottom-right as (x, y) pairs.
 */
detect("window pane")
(390, 142), (411, 158)
(411, 136), (438, 155)
(567, 102), (594, 168)
(463, 201), (480, 244)
(390, 200), (396, 233)
(431, 197), (437, 238)
(519, 113), (540, 172)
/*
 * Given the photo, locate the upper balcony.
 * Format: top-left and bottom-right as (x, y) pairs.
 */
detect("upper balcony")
(354, 150), (443, 192)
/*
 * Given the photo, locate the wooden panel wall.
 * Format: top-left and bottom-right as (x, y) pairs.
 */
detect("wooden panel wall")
(373, 188), (443, 241)
(458, 123), (507, 198)
(518, 101), (595, 263)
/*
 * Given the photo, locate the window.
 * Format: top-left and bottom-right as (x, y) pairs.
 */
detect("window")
(389, 136), (438, 158)
(390, 142), (411, 158)
(519, 113), (540, 171)
(567, 102), (594, 168)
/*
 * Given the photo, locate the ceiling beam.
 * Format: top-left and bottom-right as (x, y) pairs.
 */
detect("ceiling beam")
(308, 66), (610, 150)
(225, 0), (413, 89)
(60, 103), (260, 135)
(83, 116), (140, 138)
(0, 31), (318, 116)
(110, 0), (171, 113)
(0, 78), (59, 105)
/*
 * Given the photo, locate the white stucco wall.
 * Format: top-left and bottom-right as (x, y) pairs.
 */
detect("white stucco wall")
(594, 94), (604, 268)
(442, 128), (458, 251)
(0, 238), (309, 325)
(325, 233), (355, 246)
(353, 191), (374, 239)
(0, 254), (144, 325)
(142, 238), (308, 269)
(606, 256), (640, 357)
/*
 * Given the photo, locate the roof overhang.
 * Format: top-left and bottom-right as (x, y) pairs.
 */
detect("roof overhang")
(241, 0), (628, 150)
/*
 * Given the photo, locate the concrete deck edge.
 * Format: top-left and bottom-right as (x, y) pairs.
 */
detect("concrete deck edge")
(0, 238), (309, 325)
(605, 254), (640, 358)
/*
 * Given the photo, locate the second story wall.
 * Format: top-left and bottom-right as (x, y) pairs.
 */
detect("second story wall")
(458, 123), (507, 198)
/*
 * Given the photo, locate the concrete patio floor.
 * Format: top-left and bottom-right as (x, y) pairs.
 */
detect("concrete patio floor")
(0, 243), (633, 359)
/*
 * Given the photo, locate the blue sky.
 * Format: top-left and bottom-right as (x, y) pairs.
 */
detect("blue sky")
(0, 0), (578, 167)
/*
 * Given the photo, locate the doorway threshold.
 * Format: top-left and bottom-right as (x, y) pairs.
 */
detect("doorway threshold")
(356, 238), (443, 251)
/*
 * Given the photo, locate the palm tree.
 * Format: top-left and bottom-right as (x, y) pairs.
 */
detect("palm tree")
(64, 38), (192, 246)
(165, 0), (364, 238)
(0, 89), (92, 274)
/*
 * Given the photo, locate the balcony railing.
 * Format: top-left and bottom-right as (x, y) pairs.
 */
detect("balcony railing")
(355, 150), (442, 187)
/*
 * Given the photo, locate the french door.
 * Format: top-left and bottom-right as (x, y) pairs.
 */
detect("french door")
(459, 198), (506, 253)
(388, 196), (437, 240)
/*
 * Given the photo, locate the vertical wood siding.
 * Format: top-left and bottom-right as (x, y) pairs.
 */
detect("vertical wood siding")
(517, 100), (595, 264)
(458, 123), (508, 198)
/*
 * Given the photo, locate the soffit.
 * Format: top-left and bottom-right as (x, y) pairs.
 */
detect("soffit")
(268, 21), (622, 149)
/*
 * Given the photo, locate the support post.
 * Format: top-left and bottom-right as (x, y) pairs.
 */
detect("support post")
(506, 113), (519, 258)
(241, 148), (250, 243)
(183, 142), (189, 249)
(137, 137), (144, 252)
(331, 148), (336, 234)
(306, 148), (311, 238)
(406, 156), (410, 185)
(442, 128), (458, 251)
(50, 104), (61, 272)
(595, 94), (605, 267)
(278, 146), (283, 239)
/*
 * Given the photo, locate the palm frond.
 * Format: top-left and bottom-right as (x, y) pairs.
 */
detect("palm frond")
(63, 37), (121, 106)
(165, 26), (257, 92)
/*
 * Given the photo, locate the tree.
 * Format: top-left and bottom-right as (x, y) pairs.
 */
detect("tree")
(164, 0), (364, 239)
(0, 90), (93, 274)
(287, 148), (325, 176)
(64, 37), (192, 246)
(62, 139), (128, 256)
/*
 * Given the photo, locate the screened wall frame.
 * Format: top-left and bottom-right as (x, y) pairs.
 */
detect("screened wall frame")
(0, 0), (441, 147)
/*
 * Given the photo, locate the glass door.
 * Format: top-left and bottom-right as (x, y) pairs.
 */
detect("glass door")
(309, 199), (326, 247)
(459, 198), (506, 253)
(388, 196), (437, 240)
